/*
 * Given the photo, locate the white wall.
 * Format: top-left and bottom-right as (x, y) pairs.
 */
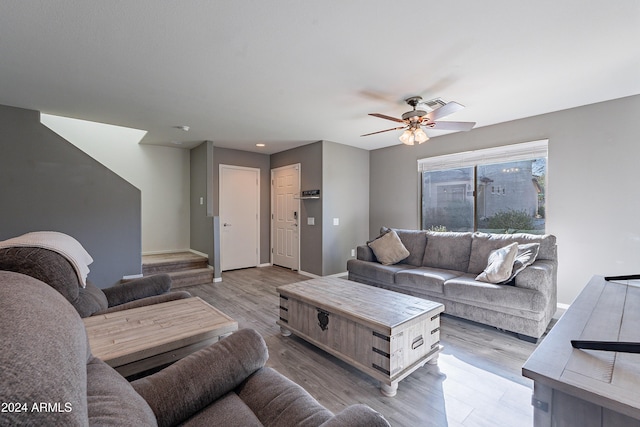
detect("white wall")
(41, 114), (191, 254)
(369, 95), (640, 306)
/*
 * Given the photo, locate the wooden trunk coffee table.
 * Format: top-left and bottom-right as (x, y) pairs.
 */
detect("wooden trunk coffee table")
(83, 297), (237, 377)
(277, 277), (444, 396)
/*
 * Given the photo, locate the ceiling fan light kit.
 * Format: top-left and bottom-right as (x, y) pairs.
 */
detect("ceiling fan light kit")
(362, 95), (476, 145)
(399, 127), (429, 145)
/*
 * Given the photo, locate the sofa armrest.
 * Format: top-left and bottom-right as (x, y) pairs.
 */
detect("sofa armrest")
(94, 291), (192, 315)
(357, 245), (377, 262)
(131, 328), (268, 427)
(319, 404), (391, 427)
(514, 260), (556, 294)
(103, 274), (171, 307)
(237, 367), (390, 427)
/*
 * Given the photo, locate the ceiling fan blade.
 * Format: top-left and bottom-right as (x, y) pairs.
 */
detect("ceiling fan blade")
(428, 121), (476, 131)
(361, 126), (406, 137)
(426, 101), (465, 121)
(369, 113), (405, 123)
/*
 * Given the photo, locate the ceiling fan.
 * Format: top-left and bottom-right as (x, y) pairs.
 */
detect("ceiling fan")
(361, 96), (476, 145)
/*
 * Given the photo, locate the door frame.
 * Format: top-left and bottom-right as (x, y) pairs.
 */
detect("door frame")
(219, 164), (260, 271)
(270, 163), (301, 271)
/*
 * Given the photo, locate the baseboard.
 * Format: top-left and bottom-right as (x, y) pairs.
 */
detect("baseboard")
(553, 303), (570, 320)
(258, 263), (272, 268)
(298, 271), (347, 279)
(298, 270), (319, 279)
(189, 248), (209, 258)
(327, 271), (348, 279)
(214, 277), (222, 283)
(122, 273), (143, 280)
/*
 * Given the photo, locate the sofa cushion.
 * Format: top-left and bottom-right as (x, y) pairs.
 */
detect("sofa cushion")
(86, 356), (157, 426)
(468, 232), (555, 274)
(444, 273), (547, 312)
(368, 230), (410, 265)
(382, 227), (428, 266)
(422, 232), (473, 272)
(347, 259), (416, 284)
(475, 243), (519, 284)
(238, 367), (334, 426)
(0, 246), (81, 303)
(76, 281), (109, 317)
(179, 392), (262, 427)
(395, 267), (462, 294)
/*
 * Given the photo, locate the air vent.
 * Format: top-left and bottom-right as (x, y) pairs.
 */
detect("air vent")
(422, 98), (447, 110)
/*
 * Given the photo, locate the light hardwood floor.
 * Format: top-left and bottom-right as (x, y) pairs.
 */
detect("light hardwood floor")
(181, 266), (544, 427)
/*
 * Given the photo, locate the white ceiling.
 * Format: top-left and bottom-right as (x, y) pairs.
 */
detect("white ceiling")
(1, 1), (639, 154)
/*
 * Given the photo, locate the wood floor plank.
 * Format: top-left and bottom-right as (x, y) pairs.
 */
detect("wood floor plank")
(181, 266), (543, 427)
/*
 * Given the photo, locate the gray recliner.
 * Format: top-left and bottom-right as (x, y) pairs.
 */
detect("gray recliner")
(0, 271), (390, 427)
(0, 246), (191, 317)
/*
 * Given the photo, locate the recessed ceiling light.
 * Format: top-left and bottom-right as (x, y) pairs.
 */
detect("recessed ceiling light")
(256, 143), (266, 147)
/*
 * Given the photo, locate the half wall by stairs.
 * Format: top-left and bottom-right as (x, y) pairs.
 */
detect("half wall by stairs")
(142, 252), (213, 288)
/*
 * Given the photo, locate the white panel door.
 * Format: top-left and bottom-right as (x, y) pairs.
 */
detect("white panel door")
(271, 164), (300, 270)
(219, 165), (259, 271)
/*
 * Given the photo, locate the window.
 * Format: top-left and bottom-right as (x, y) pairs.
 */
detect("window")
(419, 140), (547, 234)
(422, 167), (474, 232)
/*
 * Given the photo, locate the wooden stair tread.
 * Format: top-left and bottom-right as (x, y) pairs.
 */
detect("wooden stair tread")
(142, 252), (213, 288)
(167, 268), (213, 278)
(143, 252), (206, 265)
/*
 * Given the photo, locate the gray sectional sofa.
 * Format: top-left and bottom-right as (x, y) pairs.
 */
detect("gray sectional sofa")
(347, 229), (557, 341)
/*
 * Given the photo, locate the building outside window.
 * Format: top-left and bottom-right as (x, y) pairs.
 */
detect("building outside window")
(419, 140), (547, 234)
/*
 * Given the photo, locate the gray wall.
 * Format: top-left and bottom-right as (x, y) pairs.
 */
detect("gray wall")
(190, 141), (213, 261)
(322, 141), (369, 275)
(369, 94), (640, 305)
(0, 104), (141, 286)
(211, 147), (271, 264)
(271, 142), (323, 275)
(270, 140), (369, 276)
(190, 144), (271, 266)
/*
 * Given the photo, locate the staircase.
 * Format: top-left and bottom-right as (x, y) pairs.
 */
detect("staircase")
(142, 252), (214, 288)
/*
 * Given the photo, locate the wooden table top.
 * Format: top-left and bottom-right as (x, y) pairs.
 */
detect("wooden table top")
(277, 277), (443, 331)
(522, 275), (640, 419)
(83, 297), (237, 367)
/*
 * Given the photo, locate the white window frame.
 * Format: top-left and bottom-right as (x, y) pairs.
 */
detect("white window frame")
(418, 139), (548, 232)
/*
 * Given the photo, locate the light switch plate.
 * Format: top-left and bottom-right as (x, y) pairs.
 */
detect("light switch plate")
(333, 218), (339, 226)
(307, 217), (315, 225)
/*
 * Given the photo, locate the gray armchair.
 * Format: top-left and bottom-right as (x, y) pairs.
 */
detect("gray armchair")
(0, 271), (390, 427)
(0, 246), (191, 317)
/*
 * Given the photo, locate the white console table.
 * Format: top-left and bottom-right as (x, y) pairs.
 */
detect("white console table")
(522, 275), (640, 427)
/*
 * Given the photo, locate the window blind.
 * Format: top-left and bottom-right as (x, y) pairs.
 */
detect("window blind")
(417, 139), (548, 172)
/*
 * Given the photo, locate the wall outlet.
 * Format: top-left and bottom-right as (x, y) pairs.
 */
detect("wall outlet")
(307, 217), (315, 225)
(333, 217), (339, 226)
(199, 197), (204, 205)
(351, 249), (355, 257)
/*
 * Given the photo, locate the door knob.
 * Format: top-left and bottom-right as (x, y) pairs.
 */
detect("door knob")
(223, 223), (231, 227)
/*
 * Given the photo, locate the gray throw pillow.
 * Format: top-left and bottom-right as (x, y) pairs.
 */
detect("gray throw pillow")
(368, 230), (410, 265)
(475, 242), (519, 284)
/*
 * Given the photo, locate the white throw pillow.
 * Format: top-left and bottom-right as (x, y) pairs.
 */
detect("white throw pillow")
(475, 242), (519, 284)
(368, 230), (410, 265)
(506, 243), (540, 282)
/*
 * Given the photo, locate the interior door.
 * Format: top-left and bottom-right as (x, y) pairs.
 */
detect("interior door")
(271, 164), (300, 270)
(219, 165), (259, 271)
